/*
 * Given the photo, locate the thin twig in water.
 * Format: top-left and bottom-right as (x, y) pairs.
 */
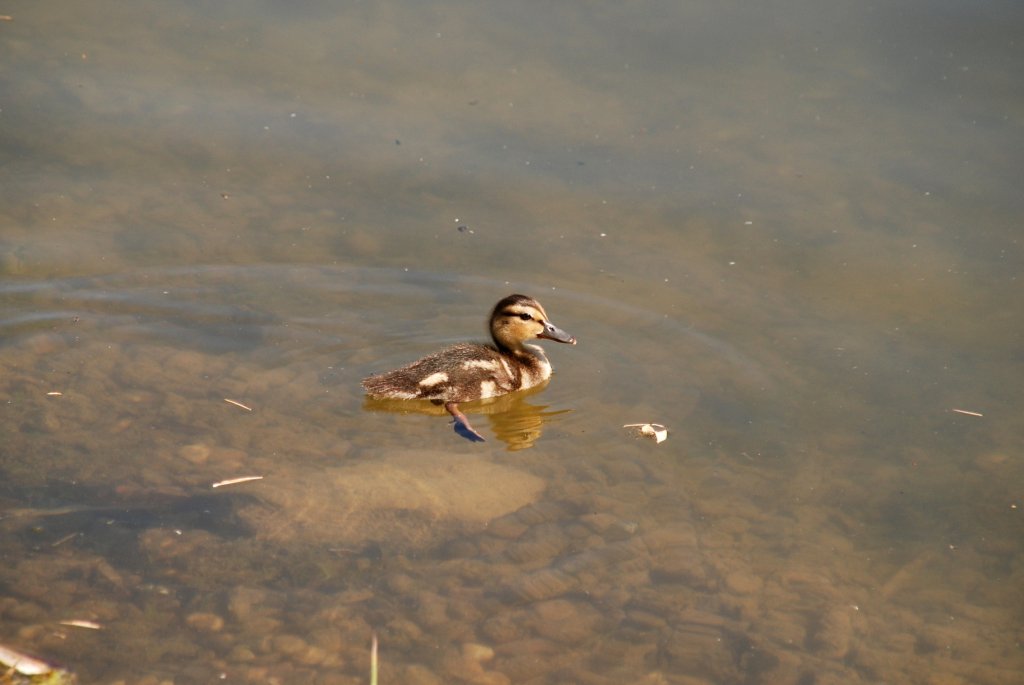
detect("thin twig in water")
(951, 408), (983, 417)
(51, 532), (81, 547)
(59, 620), (101, 630)
(211, 476), (264, 488)
(371, 632), (379, 685)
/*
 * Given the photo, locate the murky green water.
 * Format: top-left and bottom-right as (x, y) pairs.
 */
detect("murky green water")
(2, 1), (1022, 683)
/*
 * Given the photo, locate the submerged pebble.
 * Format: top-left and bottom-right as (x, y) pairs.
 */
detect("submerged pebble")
(178, 443), (211, 465)
(811, 606), (854, 659)
(185, 612), (224, 633)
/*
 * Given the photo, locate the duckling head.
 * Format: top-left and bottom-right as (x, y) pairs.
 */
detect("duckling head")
(490, 294), (576, 351)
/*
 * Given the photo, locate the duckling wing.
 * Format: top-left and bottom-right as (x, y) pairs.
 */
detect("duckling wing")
(361, 343), (517, 403)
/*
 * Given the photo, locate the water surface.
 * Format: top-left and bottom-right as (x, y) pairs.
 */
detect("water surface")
(1, 1), (1022, 683)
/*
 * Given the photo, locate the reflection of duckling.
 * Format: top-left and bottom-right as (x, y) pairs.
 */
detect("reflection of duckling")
(362, 294), (576, 441)
(363, 383), (572, 450)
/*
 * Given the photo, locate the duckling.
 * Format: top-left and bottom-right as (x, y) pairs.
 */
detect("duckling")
(362, 294), (576, 442)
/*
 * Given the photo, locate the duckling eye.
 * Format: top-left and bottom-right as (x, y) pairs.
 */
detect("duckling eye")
(518, 313), (533, 321)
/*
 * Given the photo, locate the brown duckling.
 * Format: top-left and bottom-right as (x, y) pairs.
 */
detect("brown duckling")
(362, 294), (576, 441)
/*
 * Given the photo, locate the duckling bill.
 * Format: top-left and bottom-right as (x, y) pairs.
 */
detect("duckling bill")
(362, 294), (576, 442)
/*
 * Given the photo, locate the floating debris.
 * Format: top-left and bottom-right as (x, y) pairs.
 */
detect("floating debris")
(223, 398), (253, 411)
(951, 408), (983, 417)
(0, 643), (77, 683)
(0, 644), (50, 676)
(370, 632), (379, 685)
(50, 533), (81, 548)
(58, 620), (101, 630)
(623, 423), (668, 443)
(46, 391), (63, 397)
(211, 476), (264, 489)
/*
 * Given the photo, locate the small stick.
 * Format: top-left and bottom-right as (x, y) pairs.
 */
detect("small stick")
(51, 532), (81, 548)
(59, 620), (101, 630)
(951, 408), (983, 417)
(211, 476), (263, 488)
(370, 632), (378, 685)
(224, 398), (253, 411)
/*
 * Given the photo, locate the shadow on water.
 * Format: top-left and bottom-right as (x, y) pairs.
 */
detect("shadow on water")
(0, 481), (257, 551)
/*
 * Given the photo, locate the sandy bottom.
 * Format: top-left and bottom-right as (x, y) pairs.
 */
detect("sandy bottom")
(237, 450), (546, 548)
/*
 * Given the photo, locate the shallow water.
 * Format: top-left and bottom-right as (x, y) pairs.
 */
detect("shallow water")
(2, 1), (1022, 683)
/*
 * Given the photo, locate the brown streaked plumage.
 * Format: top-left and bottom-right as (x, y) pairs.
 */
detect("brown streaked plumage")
(361, 294), (576, 441)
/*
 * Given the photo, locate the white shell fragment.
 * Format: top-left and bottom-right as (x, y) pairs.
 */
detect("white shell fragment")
(623, 423), (668, 443)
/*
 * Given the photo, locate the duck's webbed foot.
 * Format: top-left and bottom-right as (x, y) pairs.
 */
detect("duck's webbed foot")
(445, 402), (486, 442)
